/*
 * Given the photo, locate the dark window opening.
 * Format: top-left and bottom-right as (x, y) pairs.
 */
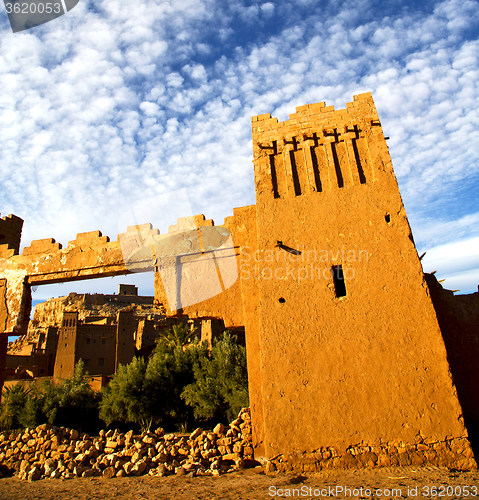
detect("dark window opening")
(332, 265), (347, 298)
(385, 213), (391, 224)
(98, 358), (104, 366)
(279, 297), (286, 303)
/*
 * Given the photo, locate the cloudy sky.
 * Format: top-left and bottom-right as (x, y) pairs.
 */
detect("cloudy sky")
(1, 0), (478, 302)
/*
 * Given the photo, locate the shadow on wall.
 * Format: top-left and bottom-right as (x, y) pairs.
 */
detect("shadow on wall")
(426, 273), (479, 455)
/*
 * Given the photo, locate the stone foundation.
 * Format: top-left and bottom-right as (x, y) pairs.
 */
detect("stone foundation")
(270, 437), (477, 473)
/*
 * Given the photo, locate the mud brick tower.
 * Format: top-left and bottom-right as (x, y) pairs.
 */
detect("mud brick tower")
(247, 92), (474, 468)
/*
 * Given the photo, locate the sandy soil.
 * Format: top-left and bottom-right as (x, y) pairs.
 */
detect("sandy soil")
(1, 466), (479, 500)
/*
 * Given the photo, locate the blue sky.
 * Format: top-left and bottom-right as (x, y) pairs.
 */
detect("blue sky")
(1, 0), (478, 302)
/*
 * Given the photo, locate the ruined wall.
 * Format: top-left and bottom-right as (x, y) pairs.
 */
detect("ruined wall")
(0, 214), (23, 258)
(0, 225), (162, 337)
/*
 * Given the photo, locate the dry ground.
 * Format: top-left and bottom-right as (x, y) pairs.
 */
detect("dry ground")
(1, 466), (479, 500)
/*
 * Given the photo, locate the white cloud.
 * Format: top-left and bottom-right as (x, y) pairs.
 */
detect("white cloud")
(0, 0), (478, 298)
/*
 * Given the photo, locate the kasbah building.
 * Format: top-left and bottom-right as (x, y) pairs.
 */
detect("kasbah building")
(1, 92), (478, 472)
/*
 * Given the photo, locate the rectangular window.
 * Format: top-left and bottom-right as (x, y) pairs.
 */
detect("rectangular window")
(98, 358), (104, 366)
(83, 359), (89, 367)
(332, 265), (347, 298)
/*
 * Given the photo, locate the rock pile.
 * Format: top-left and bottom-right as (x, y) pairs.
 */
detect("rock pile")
(0, 408), (254, 481)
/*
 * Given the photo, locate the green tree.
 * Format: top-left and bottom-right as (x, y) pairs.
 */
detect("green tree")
(39, 359), (101, 433)
(99, 357), (152, 430)
(99, 339), (209, 432)
(145, 339), (208, 431)
(181, 332), (249, 423)
(156, 323), (198, 348)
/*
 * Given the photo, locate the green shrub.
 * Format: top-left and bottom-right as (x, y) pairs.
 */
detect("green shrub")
(181, 332), (249, 424)
(0, 383), (34, 431)
(99, 356), (152, 430)
(38, 360), (102, 434)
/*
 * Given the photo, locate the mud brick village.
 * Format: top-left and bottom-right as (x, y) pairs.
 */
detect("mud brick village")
(0, 93), (478, 481)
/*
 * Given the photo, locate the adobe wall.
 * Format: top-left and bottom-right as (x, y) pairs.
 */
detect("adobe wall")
(0, 224), (161, 336)
(248, 92), (475, 470)
(75, 323), (117, 376)
(154, 215), (245, 328)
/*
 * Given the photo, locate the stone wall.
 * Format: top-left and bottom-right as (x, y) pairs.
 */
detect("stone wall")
(268, 436), (475, 473)
(0, 408), (253, 480)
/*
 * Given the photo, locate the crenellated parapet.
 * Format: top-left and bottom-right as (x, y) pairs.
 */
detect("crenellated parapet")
(252, 92), (389, 201)
(0, 226), (156, 335)
(22, 238), (62, 256)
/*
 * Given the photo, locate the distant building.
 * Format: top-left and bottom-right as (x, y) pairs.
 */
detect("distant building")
(118, 284), (138, 296)
(53, 310), (136, 380)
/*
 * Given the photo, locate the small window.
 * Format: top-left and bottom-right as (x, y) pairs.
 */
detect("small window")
(64, 343), (67, 348)
(84, 359), (89, 367)
(332, 265), (347, 298)
(98, 358), (104, 366)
